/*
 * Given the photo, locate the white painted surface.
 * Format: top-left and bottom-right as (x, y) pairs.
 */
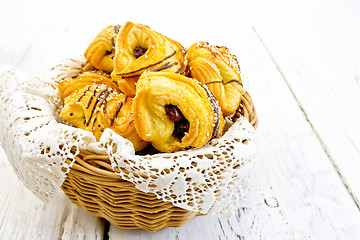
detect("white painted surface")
(0, 147), (104, 240)
(0, 0), (360, 239)
(253, 24), (360, 207)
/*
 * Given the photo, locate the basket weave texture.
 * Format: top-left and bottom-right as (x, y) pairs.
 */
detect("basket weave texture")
(61, 91), (258, 232)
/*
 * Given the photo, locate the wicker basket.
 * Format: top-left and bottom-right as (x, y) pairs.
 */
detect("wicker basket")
(61, 91), (258, 232)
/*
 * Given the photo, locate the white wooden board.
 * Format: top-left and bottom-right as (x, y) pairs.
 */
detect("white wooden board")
(0, 0), (360, 239)
(0, 146), (104, 240)
(106, 25), (360, 239)
(253, 21), (360, 207)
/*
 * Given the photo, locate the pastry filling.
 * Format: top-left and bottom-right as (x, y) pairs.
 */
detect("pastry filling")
(134, 46), (148, 58)
(165, 104), (189, 140)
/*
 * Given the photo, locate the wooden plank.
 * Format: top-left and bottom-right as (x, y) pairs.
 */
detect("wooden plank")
(236, 25), (360, 239)
(0, 146), (104, 240)
(253, 20), (360, 207)
(1, 19), (360, 239)
(108, 180), (291, 239)
(103, 24), (360, 239)
(1, 23), (289, 240)
(0, 25), (106, 240)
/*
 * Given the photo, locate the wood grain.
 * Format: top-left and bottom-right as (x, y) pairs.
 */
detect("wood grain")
(105, 25), (360, 239)
(0, 146), (104, 240)
(0, 25), (105, 240)
(253, 23), (360, 208)
(0, 0), (359, 238)
(236, 26), (360, 239)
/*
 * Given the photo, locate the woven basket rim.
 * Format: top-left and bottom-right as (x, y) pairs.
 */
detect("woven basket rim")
(64, 91), (258, 177)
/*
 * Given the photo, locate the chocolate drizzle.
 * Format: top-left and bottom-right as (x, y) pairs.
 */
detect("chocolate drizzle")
(98, 89), (111, 114)
(85, 86), (100, 109)
(198, 83), (221, 139)
(103, 99), (108, 113)
(152, 61), (178, 72)
(81, 86), (114, 126)
(77, 85), (92, 102)
(105, 25), (120, 55)
(205, 81), (222, 85)
(118, 51), (176, 77)
(104, 33), (116, 55)
(226, 79), (243, 86)
(78, 84), (127, 127)
(105, 37), (115, 55)
(85, 88), (107, 126)
(175, 65), (188, 75)
(121, 73), (142, 79)
(110, 101), (124, 126)
(110, 37), (115, 52)
(114, 24), (120, 34)
(92, 116), (98, 127)
(205, 79), (242, 86)
(88, 70), (111, 78)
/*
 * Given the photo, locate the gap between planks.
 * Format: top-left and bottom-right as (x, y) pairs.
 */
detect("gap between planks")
(251, 25), (360, 211)
(103, 220), (110, 240)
